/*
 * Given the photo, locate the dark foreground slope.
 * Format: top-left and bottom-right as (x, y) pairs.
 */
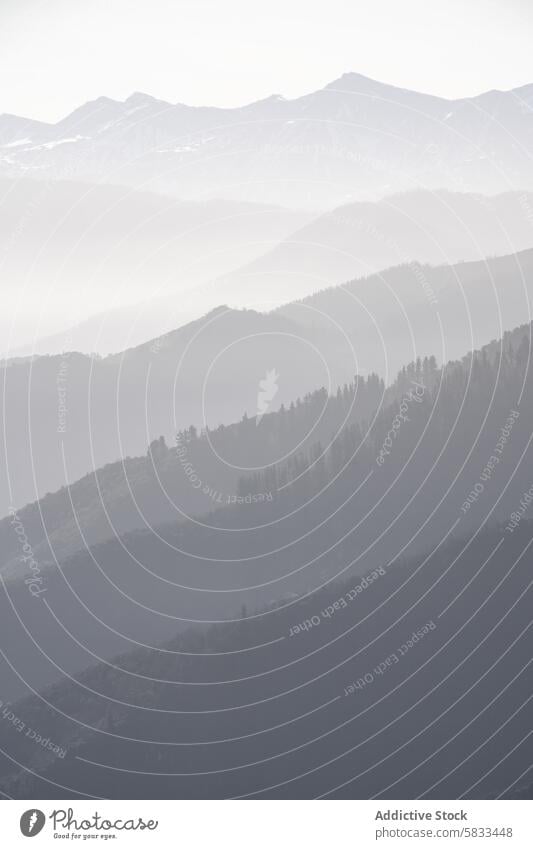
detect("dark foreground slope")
(0, 518), (531, 800)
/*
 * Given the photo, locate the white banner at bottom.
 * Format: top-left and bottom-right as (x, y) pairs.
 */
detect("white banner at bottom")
(0, 799), (531, 847)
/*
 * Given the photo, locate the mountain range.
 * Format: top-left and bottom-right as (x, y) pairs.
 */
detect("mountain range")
(2, 73), (533, 212)
(5, 183), (533, 356)
(2, 69), (533, 802)
(0, 177), (310, 349)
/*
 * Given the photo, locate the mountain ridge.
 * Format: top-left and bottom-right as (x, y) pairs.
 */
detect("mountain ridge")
(5, 71), (533, 127)
(3, 72), (533, 210)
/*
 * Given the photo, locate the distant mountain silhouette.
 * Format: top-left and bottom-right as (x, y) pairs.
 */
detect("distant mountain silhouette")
(2, 73), (533, 209)
(0, 176), (309, 351)
(212, 189), (533, 308)
(14, 188), (533, 357)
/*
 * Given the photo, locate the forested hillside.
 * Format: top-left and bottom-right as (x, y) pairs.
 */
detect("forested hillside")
(1, 517), (530, 799)
(1, 322), (531, 723)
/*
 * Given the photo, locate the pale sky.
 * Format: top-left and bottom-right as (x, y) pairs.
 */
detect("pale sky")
(1, 0), (532, 122)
